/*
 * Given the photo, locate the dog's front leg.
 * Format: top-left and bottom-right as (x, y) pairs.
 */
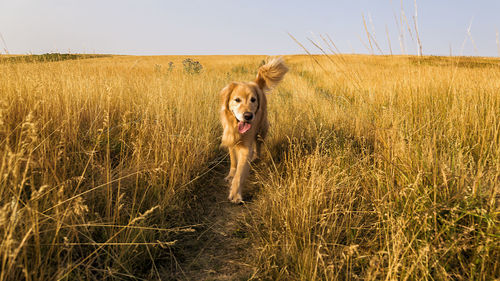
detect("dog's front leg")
(225, 147), (237, 183)
(228, 145), (252, 203)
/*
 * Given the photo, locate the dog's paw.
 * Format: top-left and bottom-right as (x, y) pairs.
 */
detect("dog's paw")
(250, 154), (261, 163)
(250, 153), (257, 162)
(228, 192), (243, 204)
(224, 169), (235, 183)
(224, 174), (234, 183)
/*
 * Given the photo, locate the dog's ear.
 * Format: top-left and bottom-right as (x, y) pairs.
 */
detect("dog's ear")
(220, 82), (236, 110)
(220, 83), (238, 148)
(255, 57), (288, 92)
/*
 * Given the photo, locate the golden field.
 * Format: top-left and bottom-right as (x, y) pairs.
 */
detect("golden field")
(0, 54), (498, 280)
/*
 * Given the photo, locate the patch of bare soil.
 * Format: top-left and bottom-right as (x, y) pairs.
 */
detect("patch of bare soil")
(161, 155), (259, 280)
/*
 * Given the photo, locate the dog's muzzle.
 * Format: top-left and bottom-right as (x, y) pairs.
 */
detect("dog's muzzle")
(243, 112), (254, 121)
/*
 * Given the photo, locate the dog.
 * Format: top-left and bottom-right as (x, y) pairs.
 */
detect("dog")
(219, 57), (288, 203)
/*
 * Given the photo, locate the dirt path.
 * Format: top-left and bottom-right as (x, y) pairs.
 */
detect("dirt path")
(162, 155), (258, 280)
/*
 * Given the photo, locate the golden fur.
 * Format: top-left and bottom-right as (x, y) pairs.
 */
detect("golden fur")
(220, 57), (288, 203)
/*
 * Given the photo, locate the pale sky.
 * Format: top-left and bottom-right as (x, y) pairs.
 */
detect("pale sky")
(0, 0), (499, 56)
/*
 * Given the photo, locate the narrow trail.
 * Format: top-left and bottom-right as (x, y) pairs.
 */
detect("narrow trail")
(162, 154), (259, 280)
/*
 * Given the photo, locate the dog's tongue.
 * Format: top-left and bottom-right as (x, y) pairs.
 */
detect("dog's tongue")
(238, 122), (252, 134)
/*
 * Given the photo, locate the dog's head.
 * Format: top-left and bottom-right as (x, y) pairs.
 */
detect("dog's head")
(220, 57), (288, 138)
(220, 82), (262, 134)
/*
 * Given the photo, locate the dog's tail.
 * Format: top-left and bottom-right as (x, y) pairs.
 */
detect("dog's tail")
(255, 57), (288, 92)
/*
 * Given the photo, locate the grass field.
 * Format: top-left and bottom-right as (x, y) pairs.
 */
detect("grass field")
(0, 54), (498, 280)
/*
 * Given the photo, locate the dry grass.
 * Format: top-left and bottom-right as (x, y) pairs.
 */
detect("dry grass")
(247, 54), (500, 280)
(0, 54), (498, 280)
(0, 55), (241, 280)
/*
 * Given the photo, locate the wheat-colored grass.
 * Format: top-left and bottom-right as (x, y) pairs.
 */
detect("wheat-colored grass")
(249, 54), (499, 280)
(0, 54), (498, 280)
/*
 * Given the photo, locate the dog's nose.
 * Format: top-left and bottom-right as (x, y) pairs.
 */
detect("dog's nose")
(243, 112), (254, 121)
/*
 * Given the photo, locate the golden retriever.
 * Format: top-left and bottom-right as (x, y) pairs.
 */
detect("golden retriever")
(219, 57), (288, 203)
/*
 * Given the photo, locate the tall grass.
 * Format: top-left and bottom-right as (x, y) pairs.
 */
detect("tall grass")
(0, 54), (498, 280)
(0, 55), (255, 280)
(246, 55), (499, 280)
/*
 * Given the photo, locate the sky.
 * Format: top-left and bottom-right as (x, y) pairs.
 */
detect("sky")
(0, 0), (499, 57)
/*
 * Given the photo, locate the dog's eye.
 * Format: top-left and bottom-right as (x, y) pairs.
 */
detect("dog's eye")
(251, 97), (256, 103)
(235, 98), (241, 103)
